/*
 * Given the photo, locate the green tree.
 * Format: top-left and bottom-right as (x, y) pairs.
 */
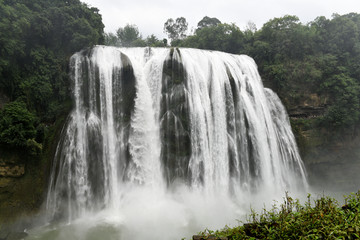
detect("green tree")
(0, 0), (105, 151)
(320, 73), (360, 129)
(196, 16), (221, 31)
(0, 1), (30, 99)
(163, 17), (188, 42)
(0, 101), (37, 148)
(256, 15), (313, 61)
(116, 24), (142, 47)
(104, 32), (120, 46)
(180, 23), (245, 53)
(145, 34), (167, 47)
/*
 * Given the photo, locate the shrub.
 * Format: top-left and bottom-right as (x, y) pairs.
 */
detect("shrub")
(0, 101), (37, 148)
(197, 191), (360, 239)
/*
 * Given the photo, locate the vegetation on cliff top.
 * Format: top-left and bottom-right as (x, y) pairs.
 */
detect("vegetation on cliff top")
(195, 191), (360, 239)
(0, 0), (104, 152)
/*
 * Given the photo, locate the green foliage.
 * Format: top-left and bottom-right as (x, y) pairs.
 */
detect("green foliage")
(248, 14), (360, 131)
(320, 74), (360, 129)
(197, 192), (360, 239)
(163, 17), (188, 42)
(26, 138), (42, 156)
(0, 0), (104, 153)
(0, 101), (36, 147)
(105, 26), (167, 47)
(258, 15), (312, 61)
(180, 23), (245, 53)
(116, 24), (142, 47)
(145, 34), (167, 47)
(196, 16), (221, 31)
(104, 32), (120, 46)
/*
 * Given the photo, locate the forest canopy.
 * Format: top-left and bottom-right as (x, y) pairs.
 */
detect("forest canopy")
(0, 0), (104, 150)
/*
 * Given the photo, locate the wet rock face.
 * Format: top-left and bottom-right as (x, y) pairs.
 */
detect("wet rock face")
(0, 146), (47, 223)
(285, 93), (328, 119)
(0, 161), (25, 177)
(288, 106), (326, 119)
(160, 50), (192, 185)
(301, 129), (360, 193)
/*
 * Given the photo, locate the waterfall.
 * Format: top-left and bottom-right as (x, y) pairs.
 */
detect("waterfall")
(46, 46), (307, 224)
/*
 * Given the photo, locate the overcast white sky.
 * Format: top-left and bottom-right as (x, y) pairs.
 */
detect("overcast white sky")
(83, 0), (360, 39)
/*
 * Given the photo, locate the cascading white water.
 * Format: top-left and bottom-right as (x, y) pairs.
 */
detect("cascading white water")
(42, 46), (308, 240)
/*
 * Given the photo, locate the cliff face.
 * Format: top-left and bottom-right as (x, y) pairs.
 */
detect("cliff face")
(298, 127), (360, 193)
(261, 79), (360, 193)
(0, 104), (70, 223)
(0, 148), (45, 222)
(285, 93), (360, 194)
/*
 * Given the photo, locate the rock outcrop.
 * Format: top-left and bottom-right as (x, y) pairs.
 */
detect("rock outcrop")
(276, 91), (360, 194)
(0, 160), (25, 178)
(288, 106), (326, 119)
(0, 148), (47, 223)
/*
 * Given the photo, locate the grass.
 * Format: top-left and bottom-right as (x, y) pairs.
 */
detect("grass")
(196, 191), (360, 239)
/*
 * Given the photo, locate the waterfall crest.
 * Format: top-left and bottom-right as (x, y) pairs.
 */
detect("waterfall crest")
(46, 46), (308, 222)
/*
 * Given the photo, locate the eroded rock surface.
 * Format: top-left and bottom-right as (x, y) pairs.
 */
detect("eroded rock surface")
(0, 161), (25, 177)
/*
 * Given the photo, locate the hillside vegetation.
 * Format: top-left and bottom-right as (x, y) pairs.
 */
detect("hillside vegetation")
(0, 0), (104, 152)
(195, 192), (360, 240)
